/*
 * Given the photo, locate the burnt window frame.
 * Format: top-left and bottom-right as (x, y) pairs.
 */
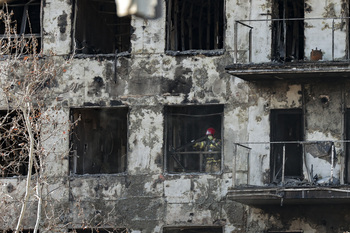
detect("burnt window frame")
(69, 107), (129, 176)
(270, 109), (304, 183)
(165, 0), (225, 55)
(0, 0), (42, 54)
(163, 226), (223, 233)
(72, 0), (132, 55)
(271, 0), (305, 62)
(164, 104), (224, 174)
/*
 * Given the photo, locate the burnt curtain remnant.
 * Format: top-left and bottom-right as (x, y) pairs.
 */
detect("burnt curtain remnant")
(70, 108), (128, 175)
(166, 0), (224, 51)
(272, 0), (304, 62)
(270, 109), (303, 182)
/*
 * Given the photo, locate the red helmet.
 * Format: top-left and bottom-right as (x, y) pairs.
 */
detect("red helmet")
(206, 127), (215, 135)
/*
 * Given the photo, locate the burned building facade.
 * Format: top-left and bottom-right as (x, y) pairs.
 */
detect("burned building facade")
(2, 0), (350, 232)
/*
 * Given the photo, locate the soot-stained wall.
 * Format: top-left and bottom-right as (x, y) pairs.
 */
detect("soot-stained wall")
(2, 0), (350, 233)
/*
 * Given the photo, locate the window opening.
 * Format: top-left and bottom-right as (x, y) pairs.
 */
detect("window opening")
(270, 109), (303, 183)
(165, 105), (223, 173)
(272, 0), (304, 62)
(0, 110), (39, 177)
(163, 226), (223, 233)
(70, 108), (128, 175)
(166, 0), (224, 51)
(73, 0), (131, 54)
(345, 109), (350, 183)
(0, 0), (41, 54)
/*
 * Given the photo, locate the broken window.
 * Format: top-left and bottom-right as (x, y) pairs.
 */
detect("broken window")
(69, 229), (128, 233)
(271, 0), (304, 62)
(70, 108), (128, 175)
(0, 0), (41, 54)
(0, 110), (39, 177)
(73, 0), (131, 54)
(163, 226), (223, 233)
(166, 0), (224, 51)
(270, 109), (303, 183)
(165, 105), (223, 173)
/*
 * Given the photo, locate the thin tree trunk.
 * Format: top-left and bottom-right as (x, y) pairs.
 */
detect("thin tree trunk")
(15, 104), (35, 233)
(34, 179), (42, 233)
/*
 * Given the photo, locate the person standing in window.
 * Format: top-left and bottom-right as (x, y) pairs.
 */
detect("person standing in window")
(193, 127), (221, 172)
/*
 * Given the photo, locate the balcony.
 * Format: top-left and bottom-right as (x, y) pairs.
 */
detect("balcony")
(225, 17), (350, 81)
(227, 141), (350, 206)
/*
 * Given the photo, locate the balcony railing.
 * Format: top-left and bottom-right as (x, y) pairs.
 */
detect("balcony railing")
(233, 140), (349, 187)
(234, 17), (350, 64)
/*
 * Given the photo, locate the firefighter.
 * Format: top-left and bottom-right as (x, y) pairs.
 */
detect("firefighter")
(193, 127), (221, 172)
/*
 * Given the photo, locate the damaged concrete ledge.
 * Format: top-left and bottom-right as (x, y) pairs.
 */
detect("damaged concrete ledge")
(73, 51), (131, 60)
(227, 185), (350, 206)
(225, 61), (350, 81)
(165, 49), (225, 56)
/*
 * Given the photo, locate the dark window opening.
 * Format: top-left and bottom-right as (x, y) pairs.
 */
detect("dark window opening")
(69, 228), (128, 233)
(0, 110), (39, 178)
(271, 0), (304, 62)
(270, 109), (303, 183)
(345, 109), (350, 183)
(73, 0), (131, 54)
(0, 0), (41, 54)
(165, 105), (223, 173)
(166, 0), (224, 51)
(70, 108), (128, 175)
(163, 226), (223, 233)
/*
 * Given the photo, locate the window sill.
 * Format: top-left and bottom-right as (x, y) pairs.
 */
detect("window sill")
(164, 171), (223, 177)
(69, 172), (128, 178)
(165, 49), (225, 57)
(73, 51), (131, 60)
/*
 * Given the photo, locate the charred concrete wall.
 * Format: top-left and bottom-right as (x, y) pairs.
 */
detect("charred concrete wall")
(246, 203), (350, 232)
(1, 0), (350, 233)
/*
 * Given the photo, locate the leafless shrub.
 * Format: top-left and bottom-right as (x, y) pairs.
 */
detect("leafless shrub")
(0, 3), (76, 233)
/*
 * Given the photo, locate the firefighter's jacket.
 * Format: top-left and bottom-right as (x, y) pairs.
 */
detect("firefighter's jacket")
(193, 138), (221, 152)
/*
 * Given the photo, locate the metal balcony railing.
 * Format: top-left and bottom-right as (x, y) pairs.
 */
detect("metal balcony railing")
(234, 17), (350, 64)
(233, 140), (349, 187)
